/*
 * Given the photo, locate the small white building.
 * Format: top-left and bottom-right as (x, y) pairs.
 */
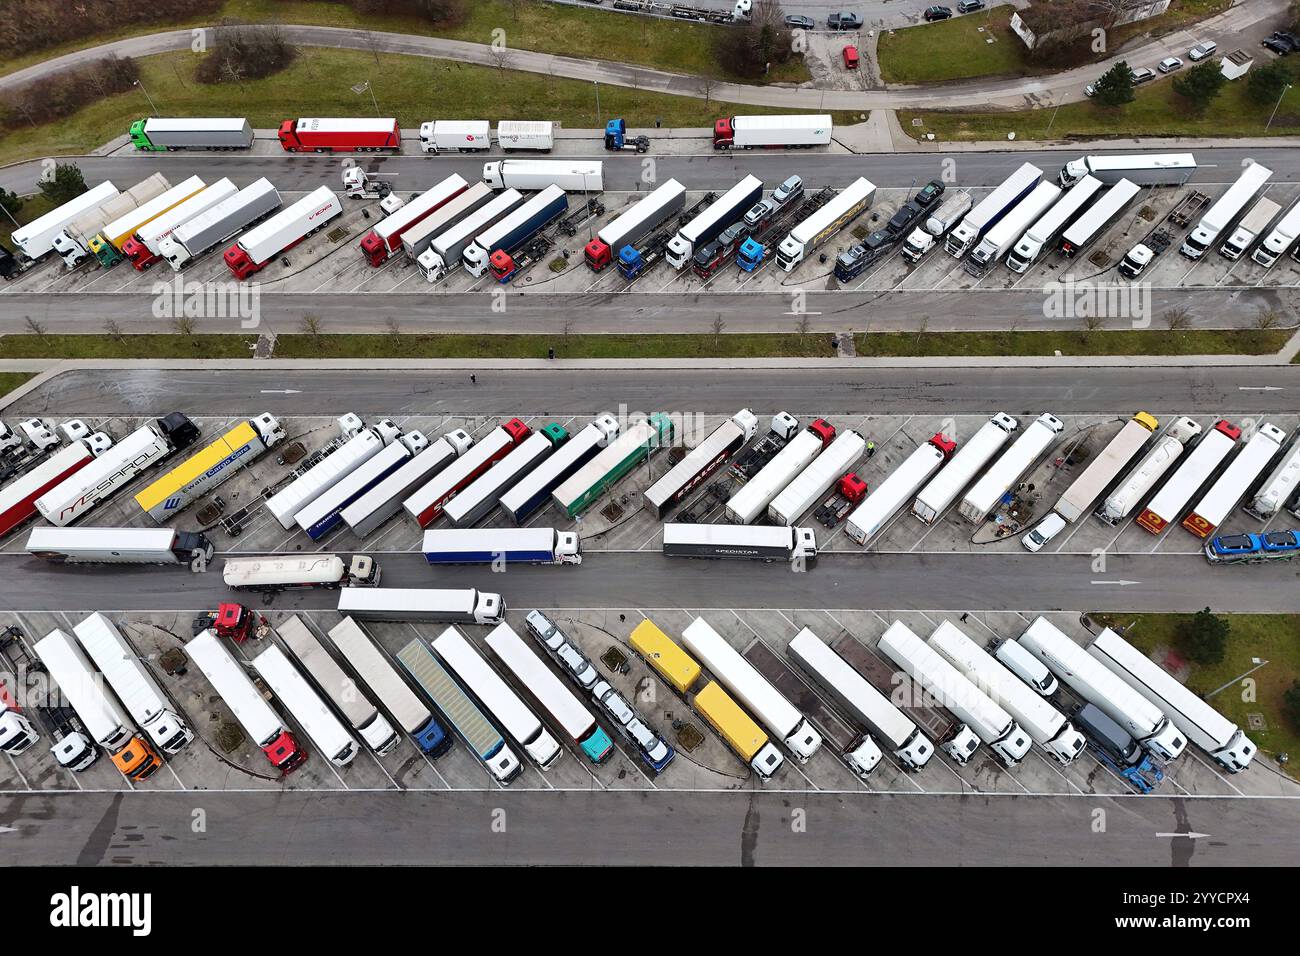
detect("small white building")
(1221, 49), (1254, 81)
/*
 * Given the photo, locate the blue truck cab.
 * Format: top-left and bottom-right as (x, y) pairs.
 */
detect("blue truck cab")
(617, 244), (645, 279)
(736, 237), (765, 271)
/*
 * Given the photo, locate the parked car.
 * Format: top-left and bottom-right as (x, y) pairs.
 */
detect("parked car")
(828, 11), (862, 29)
(1084, 82), (1097, 97)
(1263, 35), (1296, 55)
(1023, 512), (1066, 552)
(1158, 56), (1183, 73)
(772, 174), (804, 206)
(1130, 67), (1156, 84)
(957, 0), (985, 11)
(1270, 31), (1300, 50)
(842, 44), (860, 68)
(924, 5), (953, 20)
(915, 180), (945, 208)
(784, 14), (815, 30)
(1188, 40), (1217, 60)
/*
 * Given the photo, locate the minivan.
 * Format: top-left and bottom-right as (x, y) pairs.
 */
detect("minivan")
(995, 640), (1059, 696)
(1023, 511), (1066, 551)
(1188, 40), (1217, 60)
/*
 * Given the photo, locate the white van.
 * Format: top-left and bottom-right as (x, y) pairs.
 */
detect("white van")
(995, 640), (1059, 696)
(1023, 512), (1067, 552)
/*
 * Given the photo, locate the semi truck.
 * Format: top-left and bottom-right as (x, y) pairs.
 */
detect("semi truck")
(958, 413), (1064, 524)
(223, 554), (379, 591)
(0, 433), (113, 538)
(296, 431), (429, 540)
(847, 433), (957, 545)
(927, 621), (1085, 765)
(1088, 627), (1255, 772)
(1058, 153), (1196, 188)
(252, 645), (359, 767)
(496, 415), (617, 524)
(644, 409), (758, 518)
(399, 183), (494, 263)
(418, 119), (489, 153)
(495, 120), (554, 152)
(1182, 422), (1287, 537)
(481, 159), (604, 191)
(1099, 417), (1202, 524)
(965, 181), (1061, 277)
(123, 178), (238, 269)
(266, 417), (402, 530)
(0, 630), (95, 767)
(878, 620), (1032, 767)
(1219, 196), (1281, 260)
(551, 413), (674, 518)
(89, 175), (207, 267)
(1074, 702), (1165, 794)
(404, 418), (531, 526)
(1016, 617), (1187, 760)
(912, 414), (1018, 524)
(681, 617), (822, 761)
(787, 627), (931, 773)
(1252, 196), (1300, 266)
(186, 628), (306, 773)
(1058, 178), (1140, 257)
(34, 629), (163, 781)
(1181, 162), (1273, 259)
(1005, 176), (1102, 273)
(431, 626), (561, 770)
(396, 636), (521, 783)
(1246, 438), (1300, 520)
(134, 414), (284, 522)
(26, 527), (213, 567)
(36, 415), (197, 527)
(664, 175), (763, 269)
(422, 528), (580, 565)
(945, 162), (1042, 257)
(51, 176), (169, 268)
(159, 178), (282, 271)
(769, 430), (866, 526)
(462, 185), (568, 278)
(129, 117), (254, 151)
(775, 177), (874, 271)
(616, 190), (714, 280)
(278, 117), (400, 152)
(900, 190), (972, 264)
(584, 180), (687, 271)
(711, 114), (832, 150)
(693, 680), (785, 777)
(358, 175), (468, 267)
(11, 180), (119, 262)
(726, 419), (835, 524)
(224, 185), (343, 279)
(442, 425), (562, 526)
(661, 523), (818, 564)
(418, 188), (526, 282)
(486, 623), (613, 764)
(341, 428), (473, 537)
(327, 616), (450, 754)
(277, 615), (399, 756)
(338, 587), (504, 626)
(1053, 412), (1159, 523)
(1136, 420), (1242, 533)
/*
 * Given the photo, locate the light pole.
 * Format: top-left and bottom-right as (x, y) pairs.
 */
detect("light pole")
(1206, 658), (1270, 700)
(1045, 102), (1062, 137)
(1266, 83), (1292, 131)
(352, 81), (379, 117)
(594, 81), (602, 131)
(133, 79), (159, 116)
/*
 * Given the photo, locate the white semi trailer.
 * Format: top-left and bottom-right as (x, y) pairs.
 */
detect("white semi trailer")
(912, 414), (1018, 524)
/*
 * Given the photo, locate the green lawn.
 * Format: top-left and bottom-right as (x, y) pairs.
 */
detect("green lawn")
(270, 333), (839, 359)
(0, 373), (35, 403)
(855, 328), (1292, 357)
(1095, 613), (1300, 780)
(0, 48), (809, 166)
(877, 6), (1031, 84)
(0, 0), (807, 84)
(0, 335), (258, 359)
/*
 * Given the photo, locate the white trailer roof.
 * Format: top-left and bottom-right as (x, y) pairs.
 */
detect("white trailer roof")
(1200, 162), (1272, 231)
(963, 162), (1041, 230)
(848, 440), (945, 543)
(146, 117), (250, 132)
(677, 175), (762, 244)
(101, 176), (205, 240)
(185, 630), (284, 745)
(486, 622), (594, 740)
(595, 179), (686, 247)
(1085, 153), (1195, 172)
(278, 615), (378, 728)
(27, 527), (178, 554)
(733, 114), (832, 133)
(137, 179), (238, 247)
(431, 189), (524, 257)
(339, 587), (479, 617)
(789, 177), (874, 244)
(431, 626), (542, 742)
(662, 523), (797, 549)
(11, 181), (118, 251)
(72, 613), (168, 727)
(373, 175), (468, 240)
(1061, 179), (1141, 246)
(422, 527), (558, 554)
(1019, 176), (1102, 248)
(327, 617), (431, 733)
(172, 178), (279, 246)
(296, 118), (397, 133)
(252, 644), (357, 762)
(680, 618), (802, 738)
(34, 628), (131, 743)
(237, 186), (337, 255)
(1190, 423), (1286, 526)
(914, 415), (1016, 518)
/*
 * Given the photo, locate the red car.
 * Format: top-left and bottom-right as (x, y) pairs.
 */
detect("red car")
(842, 44), (860, 68)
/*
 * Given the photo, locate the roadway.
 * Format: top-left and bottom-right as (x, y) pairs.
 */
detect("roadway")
(0, 789), (1293, 866)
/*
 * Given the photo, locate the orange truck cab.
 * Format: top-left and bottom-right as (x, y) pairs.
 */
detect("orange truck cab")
(111, 735), (163, 780)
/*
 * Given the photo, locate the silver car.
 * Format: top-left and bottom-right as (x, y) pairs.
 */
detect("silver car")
(557, 642), (598, 688)
(1188, 40), (1217, 61)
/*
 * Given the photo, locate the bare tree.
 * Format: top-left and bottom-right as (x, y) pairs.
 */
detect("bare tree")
(385, 316), (401, 342)
(1254, 307), (1283, 331)
(103, 319), (124, 342)
(914, 316), (929, 348)
(697, 72), (719, 110)
(172, 315), (196, 337)
(1082, 315), (1105, 336)
(1161, 306), (1192, 331)
(711, 314), (726, 344)
(301, 313), (323, 339)
(795, 314), (812, 341)
(23, 316), (46, 337)
(561, 317), (574, 337)
(489, 45), (514, 77)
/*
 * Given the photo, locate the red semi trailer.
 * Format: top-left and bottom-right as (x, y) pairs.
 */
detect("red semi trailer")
(278, 118), (401, 153)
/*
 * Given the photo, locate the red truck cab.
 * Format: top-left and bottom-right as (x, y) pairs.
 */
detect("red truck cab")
(928, 433), (958, 459)
(490, 250), (517, 282)
(809, 419), (836, 447)
(223, 243), (258, 280)
(359, 231), (390, 268)
(838, 473), (869, 501)
(712, 116), (737, 150)
(121, 235), (158, 270)
(584, 237), (615, 271)
(263, 730), (308, 775)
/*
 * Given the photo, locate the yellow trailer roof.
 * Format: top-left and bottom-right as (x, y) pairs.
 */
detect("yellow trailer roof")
(694, 681), (767, 761)
(629, 619), (701, 693)
(135, 421), (257, 512)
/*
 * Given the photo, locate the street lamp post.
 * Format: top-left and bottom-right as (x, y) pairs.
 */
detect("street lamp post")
(1266, 83), (1292, 131)
(352, 81), (379, 117)
(133, 79), (159, 116)
(595, 81), (602, 131)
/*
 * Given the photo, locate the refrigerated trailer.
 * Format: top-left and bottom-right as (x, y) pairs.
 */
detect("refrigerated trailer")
(495, 120), (554, 152)
(419, 188), (525, 281)
(338, 587), (504, 625)
(946, 162), (1042, 257)
(341, 428), (473, 537)
(265, 417), (400, 530)
(463, 185), (568, 278)
(1088, 628), (1255, 772)
(644, 409), (757, 518)
(711, 114), (832, 150)
(224, 186), (343, 279)
(681, 617), (822, 761)
(27, 527), (213, 567)
(400, 183), (494, 262)
(422, 528), (581, 565)
(418, 120), (489, 153)
(959, 413), (1064, 523)
(776, 177), (874, 271)
(1136, 419), (1241, 534)
(404, 418), (531, 526)
(135, 414), (285, 522)
(129, 117), (254, 151)
(486, 623), (613, 764)
(223, 553), (379, 591)
(89, 175), (207, 267)
(51, 176), (167, 268)
(1181, 162), (1272, 259)
(965, 181), (1060, 277)
(665, 176), (763, 269)
(278, 117), (400, 152)
(662, 522), (817, 564)
(186, 628), (306, 773)
(253, 645), (359, 767)
(1054, 412), (1158, 523)
(1017, 617), (1187, 760)
(1006, 176), (1102, 273)
(1182, 422), (1287, 537)
(123, 178), (239, 269)
(0, 433), (113, 538)
(326, 617), (450, 754)
(1058, 153), (1196, 188)
(277, 615), (399, 756)
(1252, 196), (1300, 267)
(912, 415), (1017, 524)
(358, 175), (468, 267)
(481, 159), (604, 191)
(500, 414), (619, 524)
(787, 627), (931, 773)
(769, 430), (866, 527)
(1220, 196), (1281, 260)
(1099, 417), (1202, 524)
(160, 178), (282, 271)
(11, 180), (119, 261)
(726, 419), (835, 524)
(295, 431), (429, 540)
(847, 433), (957, 545)
(584, 180), (687, 271)
(552, 413), (674, 518)
(1058, 178), (1140, 257)
(1246, 437), (1300, 520)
